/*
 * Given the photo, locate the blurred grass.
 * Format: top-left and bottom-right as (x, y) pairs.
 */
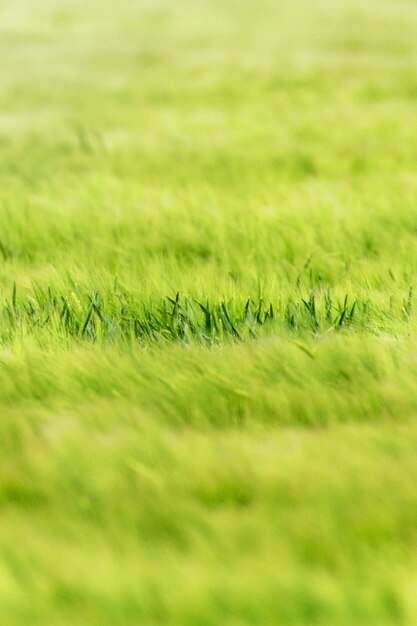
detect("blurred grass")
(1, 0), (417, 623)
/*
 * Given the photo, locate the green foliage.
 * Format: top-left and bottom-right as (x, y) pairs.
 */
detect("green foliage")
(1, 0), (417, 624)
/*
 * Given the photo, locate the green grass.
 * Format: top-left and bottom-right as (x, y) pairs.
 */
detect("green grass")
(1, 0), (417, 623)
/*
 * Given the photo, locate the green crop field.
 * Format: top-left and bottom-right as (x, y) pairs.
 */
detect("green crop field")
(1, 0), (417, 623)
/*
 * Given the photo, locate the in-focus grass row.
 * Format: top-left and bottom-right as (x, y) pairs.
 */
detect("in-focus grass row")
(1, 284), (405, 343)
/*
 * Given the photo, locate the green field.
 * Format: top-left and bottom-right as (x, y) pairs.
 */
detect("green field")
(1, 0), (417, 623)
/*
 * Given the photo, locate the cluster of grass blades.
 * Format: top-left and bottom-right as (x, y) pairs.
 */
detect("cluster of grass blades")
(0, 284), (380, 345)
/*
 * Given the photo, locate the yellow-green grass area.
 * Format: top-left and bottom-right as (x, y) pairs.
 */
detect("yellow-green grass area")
(1, 0), (417, 623)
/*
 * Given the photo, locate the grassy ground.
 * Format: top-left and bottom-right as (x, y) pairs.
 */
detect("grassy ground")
(1, 0), (417, 623)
